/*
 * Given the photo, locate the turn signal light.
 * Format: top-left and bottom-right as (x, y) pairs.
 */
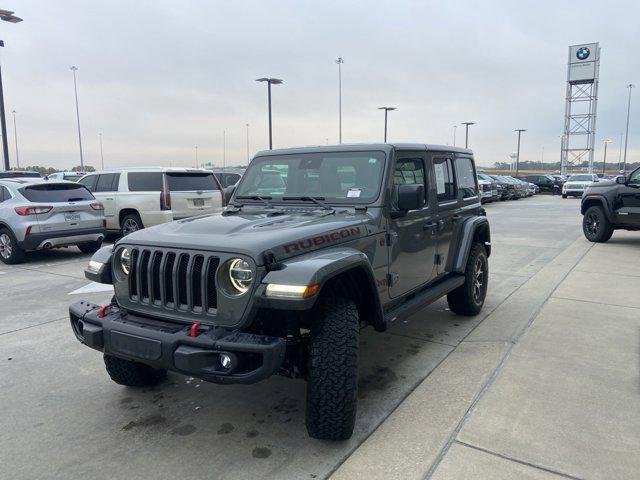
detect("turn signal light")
(14, 206), (52, 216)
(265, 283), (320, 299)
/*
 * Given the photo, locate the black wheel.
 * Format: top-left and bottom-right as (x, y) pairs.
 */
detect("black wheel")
(120, 213), (143, 237)
(0, 228), (25, 264)
(104, 354), (166, 387)
(562, 194), (567, 199)
(78, 239), (103, 254)
(447, 243), (488, 316)
(306, 297), (359, 441)
(582, 206), (613, 243)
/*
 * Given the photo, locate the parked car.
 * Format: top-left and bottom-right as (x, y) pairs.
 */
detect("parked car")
(477, 173), (499, 202)
(70, 143), (491, 441)
(211, 167), (245, 188)
(520, 174), (561, 194)
(0, 170), (41, 179)
(581, 166), (640, 242)
(0, 177), (105, 264)
(489, 175), (516, 200)
(562, 173), (599, 198)
(47, 171), (87, 182)
(78, 167), (224, 236)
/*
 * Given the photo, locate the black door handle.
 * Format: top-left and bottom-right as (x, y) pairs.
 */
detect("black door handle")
(423, 222), (437, 232)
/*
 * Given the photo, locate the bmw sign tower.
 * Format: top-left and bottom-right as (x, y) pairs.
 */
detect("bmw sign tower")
(561, 43), (601, 175)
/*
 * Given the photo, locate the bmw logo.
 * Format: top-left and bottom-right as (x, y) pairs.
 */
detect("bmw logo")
(576, 47), (590, 60)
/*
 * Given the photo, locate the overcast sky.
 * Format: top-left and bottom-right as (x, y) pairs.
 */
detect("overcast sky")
(1, 0), (638, 170)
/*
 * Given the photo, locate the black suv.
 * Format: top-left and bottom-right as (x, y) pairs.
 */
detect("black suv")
(581, 167), (640, 242)
(69, 144), (490, 440)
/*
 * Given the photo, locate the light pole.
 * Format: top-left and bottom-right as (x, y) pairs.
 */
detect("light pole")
(70, 66), (84, 169)
(11, 110), (18, 168)
(378, 107), (396, 142)
(0, 10), (22, 171)
(618, 132), (623, 171)
(255, 77), (283, 150)
(336, 57), (344, 144)
(245, 123), (250, 162)
(195, 145), (198, 168)
(461, 121), (475, 148)
(514, 129), (526, 177)
(622, 84), (634, 172)
(452, 125), (457, 147)
(99, 133), (104, 170)
(223, 130), (226, 168)
(602, 139), (612, 175)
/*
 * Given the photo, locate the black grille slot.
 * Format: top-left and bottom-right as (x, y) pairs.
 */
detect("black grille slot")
(151, 251), (163, 304)
(164, 253), (176, 305)
(192, 255), (204, 310)
(206, 257), (220, 311)
(129, 249), (139, 298)
(177, 254), (189, 307)
(139, 250), (151, 301)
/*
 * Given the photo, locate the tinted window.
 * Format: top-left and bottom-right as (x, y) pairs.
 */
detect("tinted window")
(455, 158), (477, 198)
(95, 173), (120, 192)
(167, 172), (218, 191)
(21, 184), (94, 202)
(568, 175), (594, 182)
(0, 186), (7, 202)
(63, 174), (83, 182)
(434, 158), (456, 202)
(629, 168), (640, 184)
(393, 157), (427, 207)
(216, 173), (241, 188)
(79, 175), (98, 192)
(128, 172), (163, 192)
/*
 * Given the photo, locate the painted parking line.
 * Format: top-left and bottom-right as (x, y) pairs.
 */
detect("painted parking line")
(68, 282), (114, 295)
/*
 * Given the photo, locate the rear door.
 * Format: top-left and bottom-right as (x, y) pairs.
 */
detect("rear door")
(19, 183), (102, 234)
(432, 156), (462, 275)
(94, 173), (120, 228)
(166, 172), (223, 219)
(618, 168), (640, 227)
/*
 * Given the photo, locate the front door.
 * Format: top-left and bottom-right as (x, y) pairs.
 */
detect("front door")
(388, 152), (437, 298)
(617, 168), (640, 227)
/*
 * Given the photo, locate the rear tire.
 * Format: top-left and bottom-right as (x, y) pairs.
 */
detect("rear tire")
(582, 206), (613, 243)
(104, 354), (167, 387)
(306, 297), (359, 441)
(447, 243), (488, 316)
(120, 213), (143, 237)
(0, 228), (25, 264)
(78, 239), (103, 254)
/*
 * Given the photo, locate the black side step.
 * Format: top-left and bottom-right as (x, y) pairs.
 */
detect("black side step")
(383, 275), (465, 325)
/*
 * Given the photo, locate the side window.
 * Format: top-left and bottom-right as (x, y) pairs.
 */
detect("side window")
(434, 158), (456, 202)
(629, 168), (640, 185)
(128, 172), (163, 192)
(454, 157), (477, 199)
(393, 157), (427, 207)
(95, 173), (119, 192)
(78, 175), (98, 192)
(0, 186), (6, 202)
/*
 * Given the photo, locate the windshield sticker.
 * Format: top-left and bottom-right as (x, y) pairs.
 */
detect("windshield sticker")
(368, 158), (378, 164)
(347, 188), (361, 198)
(435, 163), (446, 194)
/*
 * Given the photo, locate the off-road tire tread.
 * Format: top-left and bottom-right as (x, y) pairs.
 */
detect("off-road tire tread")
(104, 354), (167, 387)
(306, 297), (359, 441)
(447, 243), (488, 316)
(582, 206), (613, 243)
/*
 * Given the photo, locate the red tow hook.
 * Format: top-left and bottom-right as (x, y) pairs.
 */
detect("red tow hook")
(97, 304), (110, 318)
(189, 321), (203, 337)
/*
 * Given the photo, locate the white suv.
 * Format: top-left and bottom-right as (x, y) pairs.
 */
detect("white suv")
(78, 168), (224, 236)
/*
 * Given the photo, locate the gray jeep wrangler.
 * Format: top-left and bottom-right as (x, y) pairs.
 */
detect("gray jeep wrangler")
(69, 144), (490, 440)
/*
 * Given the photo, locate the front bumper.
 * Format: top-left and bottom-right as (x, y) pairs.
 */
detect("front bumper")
(69, 301), (286, 384)
(20, 227), (106, 250)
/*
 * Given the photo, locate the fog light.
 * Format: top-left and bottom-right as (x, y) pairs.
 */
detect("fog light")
(87, 260), (104, 273)
(220, 353), (232, 370)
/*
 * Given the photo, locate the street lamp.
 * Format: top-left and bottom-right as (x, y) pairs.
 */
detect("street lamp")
(245, 123), (250, 162)
(255, 77), (283, 150)
(70, 66), (84, 169)
(0, 10), (22, 171)
(602, 139), (612, 175)
(336, 57), (344, 144)
(452, 125), (457, 147)
(514, 129), (526, 177)
(378, 107), (396, 142)
(622, 84), (634, 172)
(99, 133), (104, 170)
(11, 110), (19, 168)
(195, 145), (198, 168)
(461, 122), (475, 148)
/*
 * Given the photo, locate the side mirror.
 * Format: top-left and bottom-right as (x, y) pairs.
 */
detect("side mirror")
(616, 176), (627, 185)
(223, 185), (236, 205)
(397, 184), (424, 212)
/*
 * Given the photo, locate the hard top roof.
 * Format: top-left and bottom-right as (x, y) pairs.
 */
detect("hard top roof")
(254, 143), (473, 157)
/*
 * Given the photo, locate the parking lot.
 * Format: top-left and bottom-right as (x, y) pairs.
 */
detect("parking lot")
(2, 195), (639, 480)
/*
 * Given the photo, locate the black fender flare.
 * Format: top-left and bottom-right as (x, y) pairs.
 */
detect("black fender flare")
(581, 194), (615, 222)
(451, 216), (491, 274)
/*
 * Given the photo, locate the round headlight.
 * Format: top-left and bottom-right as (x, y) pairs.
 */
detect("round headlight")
(228, 258), (252, 295)
(119, 248), (131, 275)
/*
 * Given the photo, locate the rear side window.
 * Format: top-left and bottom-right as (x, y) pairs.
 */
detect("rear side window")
(20, 184), (94, 202)
(455, 157), (477, 199)
(95, 173), (120, 192)
(167, 173), (219, 191)
(0, 185), (9, 202)
(78, 175), (98, 192)
(128, 172), (163, 192)
(434, 158), (456, 202)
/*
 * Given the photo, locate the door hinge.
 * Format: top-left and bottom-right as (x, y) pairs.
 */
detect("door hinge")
(385, 231), (398, 246)
(435, 254), (443, 265)
(387, 273), (399, 287)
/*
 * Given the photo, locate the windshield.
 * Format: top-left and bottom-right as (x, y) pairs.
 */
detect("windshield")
(477, 174), (493, 182)
(235, 151), (386, 203)
(568, 175), (593, 182)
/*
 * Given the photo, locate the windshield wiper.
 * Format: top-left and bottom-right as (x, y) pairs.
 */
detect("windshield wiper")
(235, 195), (274, 208)
(282, 196), (334, 211)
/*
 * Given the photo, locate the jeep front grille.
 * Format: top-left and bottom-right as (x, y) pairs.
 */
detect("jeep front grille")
(128, 248), (219, 314)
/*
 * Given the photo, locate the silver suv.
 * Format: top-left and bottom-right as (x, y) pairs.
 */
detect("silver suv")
(0, 178), (106, 264)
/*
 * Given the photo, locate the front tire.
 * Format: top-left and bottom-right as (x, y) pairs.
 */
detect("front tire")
(306, 297), (359, 441)
(447, 243), (488, 316)
(0, 228), (25, 264)
(104, 354), (167, 387)
(582, 206), (613, 243)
